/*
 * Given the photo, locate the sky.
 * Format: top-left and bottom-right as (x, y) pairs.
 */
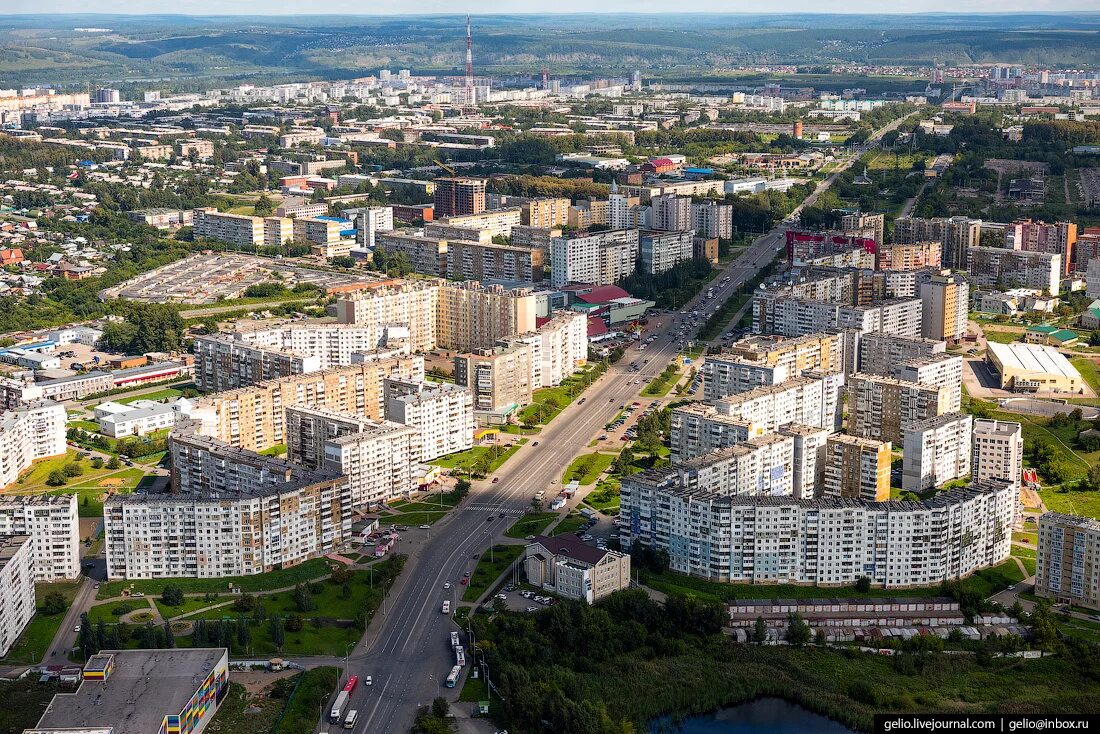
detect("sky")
(5, 0), (1100, 13)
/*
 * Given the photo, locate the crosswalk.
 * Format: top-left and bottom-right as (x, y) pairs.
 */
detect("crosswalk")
(463, 503), (526, 517)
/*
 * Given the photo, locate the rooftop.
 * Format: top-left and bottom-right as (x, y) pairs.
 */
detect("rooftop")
(34, 648), (226, 734)
(987, 341), (1082, 380)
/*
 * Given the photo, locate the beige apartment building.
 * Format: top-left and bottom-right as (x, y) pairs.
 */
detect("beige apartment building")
(821, 433), (891, 501)
(523, 197), (571, 228)
(1036, 513), (1100, 610)
(193, 208), (264, 248)
(847, 373), (951, 445)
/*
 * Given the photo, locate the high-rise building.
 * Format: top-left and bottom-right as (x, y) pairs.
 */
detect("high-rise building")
(523, 198), (570, 228)
(691, 200), (733, 240)
(1036, 513), (1100, 610)
(0, 494), (80, 581)
(355, 206), (394, 249)
(0, 536), (34, 658)
(893, 216), (981, 271)
(841, 212), (885, 245)
(972, 418), (1024, 487)
(847, 373), (951, 444)
(639, 230), (695, 274)
(967, 246), (1061, 294)
(384, 379), (475, 462)
(822, 433), (891, 501)
(0, 400), (67, 488)
(778, 424), (831, 500)
(858, 332), (946, 376)
(1005, 219), (1077, 275)
(892, 353), (963, 413)
(919, 273), (969, 343)
(902, 412), (973, 492)
(433, 177), (486, 217)
(650, 194), (692, 232)
(549, 230), (639, 287)
(454, 344), (534, 422)
(192, 208), (264, 248)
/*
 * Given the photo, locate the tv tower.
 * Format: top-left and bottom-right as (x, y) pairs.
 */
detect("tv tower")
(465, 15), (474, 88)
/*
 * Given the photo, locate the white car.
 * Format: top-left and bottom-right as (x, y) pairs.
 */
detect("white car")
(444, 582), (451, 589)
(525, 606), (538, 613)
(365, 676), (373, 685)
(495, 593), (507, 600)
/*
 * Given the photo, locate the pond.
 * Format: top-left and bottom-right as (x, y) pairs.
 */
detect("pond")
(649, 697), (857, 734)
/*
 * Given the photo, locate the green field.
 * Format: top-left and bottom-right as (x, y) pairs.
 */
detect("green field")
(505, 512), (558, 539)
(154, 595), (225, 620)
(87, 598), (156, 625)
(0, 581), (83, 664)
(1041, 486), (1100, 519)
(430, 442), (524, 477)
(116, 388), (184, 404)
(561, 452), (617, 485)
(1071, 357), (1100, 394)
(583, 479), (622, 513)
(462, 545), (525, 602)
(97, 558), (332, 599)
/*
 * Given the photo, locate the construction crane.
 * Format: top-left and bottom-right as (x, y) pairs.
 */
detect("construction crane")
(434, 160), (457, 176)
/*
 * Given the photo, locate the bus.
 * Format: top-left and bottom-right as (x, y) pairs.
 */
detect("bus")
(445, 665), (461, 688)
(455, 645), (466, 667)
(450, 631), (460, 650)
(343, 675), (359, 694)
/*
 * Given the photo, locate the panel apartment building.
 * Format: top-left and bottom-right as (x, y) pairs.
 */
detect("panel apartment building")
(549, 229), (640, 287)
(967, 246), (1061, 294)
(704, 332), (844, 401)
(846, 373), (952, 444)
(0, 399), (66, 489)
(383, 379), (475, 462)
(972, 418), (1024, 487)
(0, 494), (80, 581)
(893, 216), (981, 270)
(454, 344), (534, 423)
(1036, 513), (1100, 610)
(821, 433), (891, 502)
(433, 177), (486, 217)
(619, 478), (1015, 588)
(0, 536), (34, 658)
(902, 412), (973, 492)
(446, 239), (546, 283)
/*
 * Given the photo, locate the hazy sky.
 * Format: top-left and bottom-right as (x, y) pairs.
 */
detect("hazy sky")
(5, 0), (1099, 13)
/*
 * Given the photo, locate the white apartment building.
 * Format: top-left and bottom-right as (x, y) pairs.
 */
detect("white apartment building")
(192, 208), (264, 248)
(858, 332), (946, 377)
(285, 406), (419, 508)
(754, 297), (923, 340)
(972, 418), (1024, 487)
(702, 357), (789, 401)
(355, 206), (394, 249)
(1036, 513), (1100, 610)
(0, 400), (67, 489)
(95, 398), (193, 438)
(779, 424), (831, 500)
(383, 379), (475, 462)
(967, 246), (1061, 295)
(549, 230), (639, 287)
(640, 230), (695, 275)
(902, 412), (973, 492)
(892, 353), (963, 414)
(503, 310), (588, 389)
(650, 194), (692, 231)
(619, 478), (1015, 588)
(0, 494), (80, 580)
(692, 200), (733, 240)
(672, 433), (795, 498)
(671, 373), (843, 461)
(0, 535), (34, 658)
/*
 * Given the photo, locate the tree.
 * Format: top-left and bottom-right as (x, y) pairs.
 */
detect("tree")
(161, 584), (185, 607)
(237, 618), (251, 649)
(292, 583), (316, 612)
(270, 616), (285, 650)
(41, 591), (68, 616)
(253, 193), (274, 217)
(855, 576), (872, 593)
(163, 621), (175, 649)
(107, 456), (121, 470)
(752, 616), (768, 644)
(46, 469), (67, 486)
(63, 462), (83, 478)
(1029, 601), (1060, 651)
(286, 614), (304, 632)
(78, 612), (95, 658)
(90, 457), (104, 469)
(784, 612), (812, 646)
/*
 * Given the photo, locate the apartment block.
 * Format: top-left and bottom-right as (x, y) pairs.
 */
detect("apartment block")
(0, 399), (66, 489)
(192, 208), (264, 248)
(293, 217), (343, 246)
(550, 229), (640, 287)
(383, 379), (475, 462)
(847, 373), (951, 444)
(0, 494), (80, 581)
(902, 412), (973, 492)
(841, 212), (885, 245)
(673, 433), (795, 498)
(754, 296), (922, 340)
(1036, 513), (1100, 610)
(726, 332), (845, 376)
(354, 206), (394, 249)
(669, 403), (755, 462)
(971, 418), (1024, 487)
(0, 536), (34, 658)
(523, 197), (571, 228)
(454, 344), (533, 422)
(891, 353), (963, 413)
(620, 477), (1014, 588)
(374, 232), (448, 277)
(263, 216), (294, 248)
(650, 194), (692, 231)
(920, 273), (969, 343)
(858, 332), (946, 376)
(967, 246), (1061, 294)
(692, 200), (733, 240)
(779, 424), (832, 500)
(640, 230), (695, 275)
(502, 310), (589, 389)
(284, 406), (418, 507)
(822, 433), (891, 501)
(188, 358), (425, 451)
(702, 357), (789, 401)
(440, 208), (522, 238)
(510, 225), (560, 253)
(433, 177), (486, 217)
(877, 241), (942, 271)
(445, 240), (546, 283)
(1005, 220), (1077, 275)
(893, 216), (981, 270)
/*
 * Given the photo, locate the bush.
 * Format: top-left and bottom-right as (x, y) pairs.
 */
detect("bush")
(161, 584), (185, 607)
(285, 614), (304, 632)
(90, 457), (104, 469)
(40, 591), (69, 616)
(46, 469), (67, 486)
(848, 680), (878, 706)
(63, 463), (84, 478)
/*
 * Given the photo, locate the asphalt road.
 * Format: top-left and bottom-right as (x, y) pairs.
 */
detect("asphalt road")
(327, 115), (913, 733)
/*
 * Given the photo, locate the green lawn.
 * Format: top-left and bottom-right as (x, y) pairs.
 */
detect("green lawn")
(259, 444), (286, 457)
(505, 512), (558, 539)
(0, 679), (60, 734)
(0, 581), (82, 664)
(430, 442), (524, 477)
(155, 595), (224, 620)
(383, 509), (448, 526)
(561, 452), (617, 485)
(1070, 357), (1100, 394)
(1013, 547), (1037, 576)
(982, 329), (1022, 344)
(116, 388), (184, 404)
(87, 598), (156, 624)
(1041, 486), (1100, 519)
(583, 479), (621, 513)
(206, 682), (283, 734)
(462, 545), (524, 602)
(640, 559), (1024, 604)
(68, 419), (101, 432)
(271, 667), (340, 734)
(97, 558), (333, 599)
(555, 513), (588, 535)
(458, 673), (488, 703)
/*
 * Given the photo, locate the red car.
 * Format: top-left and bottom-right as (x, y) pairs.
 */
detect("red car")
(460, 578), (468, 586)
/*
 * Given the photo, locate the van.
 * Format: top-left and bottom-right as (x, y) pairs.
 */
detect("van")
(442, 600), (451, 614)
(343, 710), (358, 729)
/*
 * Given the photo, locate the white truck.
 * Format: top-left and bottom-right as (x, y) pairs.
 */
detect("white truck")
(329, 691), (350, 724)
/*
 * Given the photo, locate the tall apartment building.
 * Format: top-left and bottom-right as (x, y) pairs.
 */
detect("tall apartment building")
(454, 344), (533, 422)
(0, 494), (80, 580)
(523, 198), (570, 228)
(284, 406), (418, 507)
(620, 478), (1015, 588)
(446, 240), (545, 283)
(877, 241), (942, 271)
(550, 229), (640, 287)
(692, 200), (733, 240)
(967, 246), (1061, 294)
(0, 536), (34, 658)
(192, 208), (264, 248)
(437, 208), (523, 239)
(0, 400), (66, 489)
(640, 230), (695, 274)
(847, 373), (951, 444)
(902, 412), (973, 492)
(726, 332), (845, 376)
(779, 424), (831, 500)
(1036, 513), (1100, 610)
(642, 433), (797, 502)
(511, 225), (561, 253)
(858, 332), (946, 376)
(374, 232), (448, 277)
(263, 216), (294, 248)
(650, 194), (692, 231)
(702, 357), (789, 401)
(433, 177), (486, 217)
(355, 206), (394, 249)
(920, 273), (969, 343)
(841, 212), (885, 245)
(566, 199), (609, 230)
(335, 279), (538, 353)
(188, 358), (425, 451)
(193, 335), (321, 391)
(502, 310), (589, 389)
(822, 433), (891, 501)
(755, 296), (922, 340)
(669, 404), (755, 463)
(383, 379), (475, 462)
(1005, 220), (1077, 275)
(893, 216), (981, 270)
(892, 353), (963, 413)
(971, 418), (1024, 487)
(293, 217), (343, 245)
